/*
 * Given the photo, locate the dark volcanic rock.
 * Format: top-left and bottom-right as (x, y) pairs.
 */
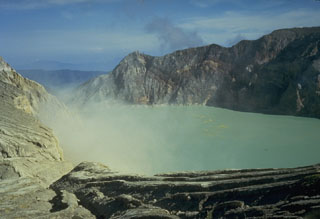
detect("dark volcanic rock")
(74, 27), (320, 118)
(51, 162), (320, 219)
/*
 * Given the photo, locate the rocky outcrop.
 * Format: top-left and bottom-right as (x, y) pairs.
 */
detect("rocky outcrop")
(0, 57), (93, 218)
(0, 176), (94, 218)
(0, 57), (66, 116)
(0, 56), (72, 183)
(51, 162), (320, 219)
(73, 27), (320, 118)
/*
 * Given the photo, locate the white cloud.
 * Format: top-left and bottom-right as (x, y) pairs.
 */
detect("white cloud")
(2, 28), (159, 56)
(145, 17), (204, 52)
(189, 0), (298, 11)
(189, 0), (226, 8)
(179, 9), (320, 46)
(60, 11), (74, 20)
(225, 34), (246, 47)
(1, 27), (160, 69)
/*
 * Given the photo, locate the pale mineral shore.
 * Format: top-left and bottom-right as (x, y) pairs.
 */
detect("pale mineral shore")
(1, 27), (320, 219)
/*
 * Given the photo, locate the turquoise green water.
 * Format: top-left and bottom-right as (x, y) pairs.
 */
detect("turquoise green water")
(60, 105), (320, 174)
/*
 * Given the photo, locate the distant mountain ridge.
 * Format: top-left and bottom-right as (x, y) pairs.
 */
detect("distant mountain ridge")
(18, 69), (105, 90)
(73, 26), (320, 118)
(14, 60), (110, 71)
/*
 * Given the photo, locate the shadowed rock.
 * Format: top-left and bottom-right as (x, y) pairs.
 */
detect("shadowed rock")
(51, 162), (320, 218)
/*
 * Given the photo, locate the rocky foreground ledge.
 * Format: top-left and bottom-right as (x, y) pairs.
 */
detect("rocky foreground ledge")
(46, 162), (320, 219)
(1, 162), (320, 218)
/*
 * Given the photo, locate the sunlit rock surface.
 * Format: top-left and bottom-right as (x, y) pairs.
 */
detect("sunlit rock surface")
(0, 56), (72, 183)
(74, 26), (320, 118)
(0, 56), (66, 116)
(0, 57), (87, 218)
(0, 177), (94, 218)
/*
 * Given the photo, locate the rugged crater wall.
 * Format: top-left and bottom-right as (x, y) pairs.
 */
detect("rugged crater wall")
(73, 27), (320, 118)
(1, 57), (320, 218)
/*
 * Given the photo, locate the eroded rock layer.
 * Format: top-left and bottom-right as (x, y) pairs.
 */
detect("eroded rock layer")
(0, 57), (93, 218)
(0, 56), (72, 184)
(51, 162), (320, 219)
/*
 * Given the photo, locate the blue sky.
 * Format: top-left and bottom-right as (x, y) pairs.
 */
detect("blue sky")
(1, 0), (320, 71)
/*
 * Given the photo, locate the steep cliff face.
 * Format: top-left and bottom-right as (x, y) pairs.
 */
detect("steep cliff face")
(0, 57), (95, 218)
(0, 56), (73, 183)
(74, 27), (320, 118)
(0, 57), (66, 116)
